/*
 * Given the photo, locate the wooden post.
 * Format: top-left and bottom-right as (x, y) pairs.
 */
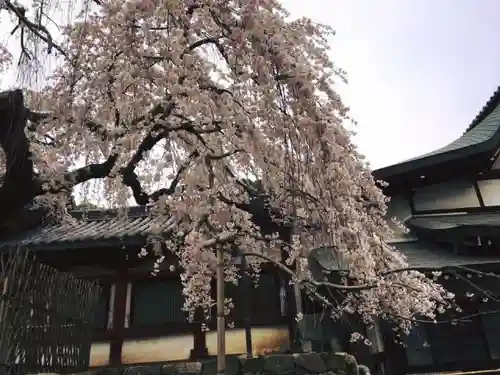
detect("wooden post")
(241, 256), (253, 358)
(109, 265), (128, 366)
(216, 247), (225, 374)
(293, 262), (303, 316)
(190, 307), (208, 359)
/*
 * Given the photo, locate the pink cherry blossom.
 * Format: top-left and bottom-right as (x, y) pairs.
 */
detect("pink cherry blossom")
(0, 0), (453, 334)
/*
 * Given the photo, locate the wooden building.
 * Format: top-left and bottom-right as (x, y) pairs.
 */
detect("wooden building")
(0, 202), (467, 372)
(372, 86), (500, 375)
(0, 206), (294, 367)
(4, 87), (500, 373)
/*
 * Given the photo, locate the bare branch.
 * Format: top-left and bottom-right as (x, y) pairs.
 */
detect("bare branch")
(4, 0), (67, 58)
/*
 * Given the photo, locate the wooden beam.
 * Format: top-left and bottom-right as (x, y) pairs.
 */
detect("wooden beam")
(473, 181), (485, 207)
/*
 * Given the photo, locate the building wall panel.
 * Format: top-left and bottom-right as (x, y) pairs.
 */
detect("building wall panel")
(206, 326), (289, 357)
(477, 179), (500, 206)
(413, 179), (479, 212)
(89, 341), (110, 367)
(386, 195), (412, 239)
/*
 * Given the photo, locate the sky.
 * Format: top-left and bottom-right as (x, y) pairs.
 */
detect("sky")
(282, 0), (500, 169)
(2, 0), (500, 169)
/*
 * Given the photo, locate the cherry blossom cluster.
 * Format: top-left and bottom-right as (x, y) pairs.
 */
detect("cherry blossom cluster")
(2, 0), (453, 332)
(0, 43), (11, 75)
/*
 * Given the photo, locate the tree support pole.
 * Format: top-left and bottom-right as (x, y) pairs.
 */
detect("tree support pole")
(216, 246), (226, 375)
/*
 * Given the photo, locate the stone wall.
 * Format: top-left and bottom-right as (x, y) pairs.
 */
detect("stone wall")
(71, 352), (359, 375)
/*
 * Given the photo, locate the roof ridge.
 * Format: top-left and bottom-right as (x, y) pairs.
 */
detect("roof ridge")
(70, 205), (149, 221)
(465, 85), (500, 133)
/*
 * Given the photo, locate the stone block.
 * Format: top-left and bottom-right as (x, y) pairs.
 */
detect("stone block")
(239, 356), (264, 374)
(321, 352), (357, 375)
(74, 351), (358, 375)
(199, 357), (239, 375)
(262, 354), (295, 375)
(123, 365), (161, 375)
(200, 359), (216, 375)
(225, 356), (241, 375)
(94, 367), (124, 375)
(293, 353), (327, 374)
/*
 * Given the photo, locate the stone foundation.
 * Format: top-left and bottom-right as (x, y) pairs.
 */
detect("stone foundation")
(67, 352), (358, 375)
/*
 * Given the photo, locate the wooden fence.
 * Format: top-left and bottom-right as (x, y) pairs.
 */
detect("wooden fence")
(0, 248), (101, 374)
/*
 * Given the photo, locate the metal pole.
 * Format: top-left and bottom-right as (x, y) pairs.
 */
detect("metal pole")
(216, 247), (226, 375)
(241, 256), (253, 358)
(293, 261), (303, 316)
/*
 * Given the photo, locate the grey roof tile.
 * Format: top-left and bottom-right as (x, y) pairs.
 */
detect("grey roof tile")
(0, 206), (174, 251)
(309, 240), (500, 271)
(395, 241), (500, 269)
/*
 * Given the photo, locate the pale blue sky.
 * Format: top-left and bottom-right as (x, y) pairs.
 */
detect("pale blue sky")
(281, 0), (500, 169)
(2, 0), (500, 169)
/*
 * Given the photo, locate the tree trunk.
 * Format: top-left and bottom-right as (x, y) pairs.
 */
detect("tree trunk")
(0, 90), (39, 228)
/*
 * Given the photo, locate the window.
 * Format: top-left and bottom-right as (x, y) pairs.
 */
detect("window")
(131, 279), (187, 326)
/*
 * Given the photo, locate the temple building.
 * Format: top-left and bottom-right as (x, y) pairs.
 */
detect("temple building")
(3, 87), (500, 374)
(0, 206), (293, 367)
(372, 86), (500, 375)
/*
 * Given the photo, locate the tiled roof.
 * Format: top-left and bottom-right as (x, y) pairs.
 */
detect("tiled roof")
(4, 206), (500, 270)
(395, 241), (500, 269)
(0, 206), (174, 251)
(466, 86), (500, 132)
(407, 212), (500, 231)
(402, 98), (500, 162)
(309, 240), (500, 271)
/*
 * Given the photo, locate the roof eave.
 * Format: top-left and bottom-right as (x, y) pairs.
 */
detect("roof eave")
(0, 235), (147, 252)
(373, 134), (499, 182)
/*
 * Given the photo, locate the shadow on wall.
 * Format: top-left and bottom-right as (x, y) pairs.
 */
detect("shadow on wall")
(206, 326), (289, 357)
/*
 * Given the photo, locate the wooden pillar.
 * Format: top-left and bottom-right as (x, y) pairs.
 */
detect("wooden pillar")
(280, 247), (298, 349)
(216, 246), (226, 374)
(241, 258), (253, 358)
(190, 308), (208, 359)
(109, 267), (128, 366)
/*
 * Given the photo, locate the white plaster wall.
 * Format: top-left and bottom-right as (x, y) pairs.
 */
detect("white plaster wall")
(120, 326), (289, 364)
(412, 179), (480, 212)
(477, 179), (500, 206)
(89, 341), (110, 367)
